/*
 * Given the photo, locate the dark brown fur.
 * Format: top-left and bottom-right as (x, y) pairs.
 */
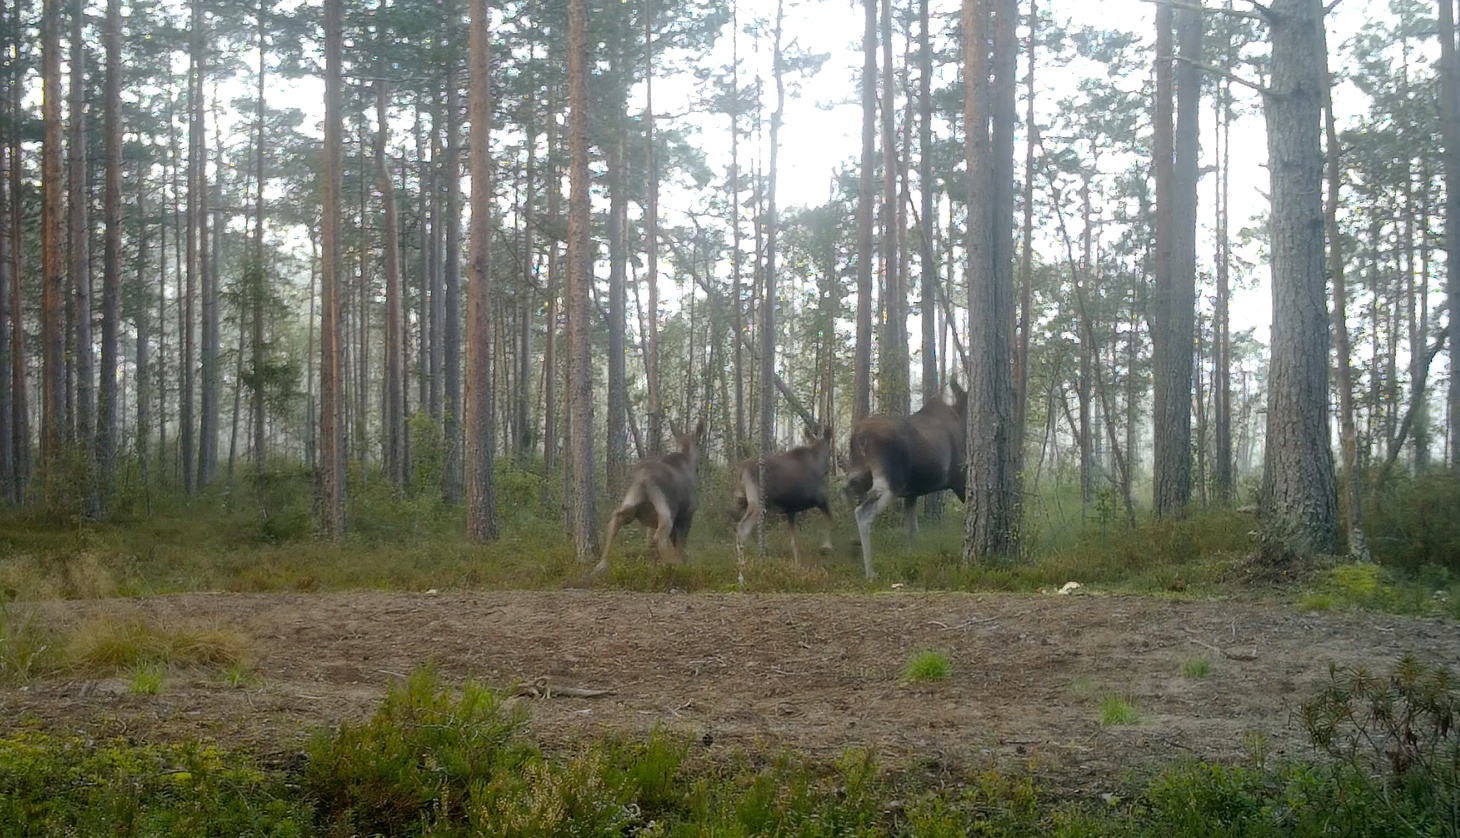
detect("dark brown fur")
(731, 424), (835, 563)
(844, 382), (968, 578)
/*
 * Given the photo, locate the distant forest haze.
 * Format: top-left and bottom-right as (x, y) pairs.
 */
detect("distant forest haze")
(0, 0), (1456, 566)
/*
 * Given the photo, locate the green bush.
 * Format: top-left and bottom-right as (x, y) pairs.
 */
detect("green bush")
(1300, 654), (1460, 831)
(1368, 472), (1460, 574)
(0, 732), (308, 836)
(304, 667), (531, 835)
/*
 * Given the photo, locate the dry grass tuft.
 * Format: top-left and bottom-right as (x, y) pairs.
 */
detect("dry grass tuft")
(66, 614), (250, 673)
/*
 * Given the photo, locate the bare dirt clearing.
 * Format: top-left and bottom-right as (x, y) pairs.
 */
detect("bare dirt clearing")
(4, 590), (1457, 793)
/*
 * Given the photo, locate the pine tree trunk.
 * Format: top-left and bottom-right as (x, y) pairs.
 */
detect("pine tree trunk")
(990, 0), (1018, 528)
(1151, 0), (1198, 519)
(1012, 0), (1036, 488)
(41, 0), (67, 487)
(877, 0), (906, 416)
(99, 0), (123, 505)
(962, 0), (1018, 560)
(320, 0), (347, 537)
(645, 0), (662, 455)
(542, 91), (560, 490)
(855, 0), (875, 423)
(606, 94), (627, 493)
(1440, 0), (1460, 472)
(758, 0), (785, 554)
(196, 5), (217, 491)
(133, 173), (151, 477)
(378, 80), (406, 487)
(1262, 0), (1338, 554)
(70, 0), (97, 516)
(0, 19), (11, 503)
(1323, 28), (1369, 561)
(429, 103), (444, 424)
(251, 0), (269, 478)
(1213, 56), (1233, 502)
(466, 0), (497, 542)
(730, 7), (744, 456)
(515, 105), (533, 465)
(442, 6), (463, 503)
(6, 45), (25, 500)
(918, 0), (944, 518)
(567, 0), (597, 561)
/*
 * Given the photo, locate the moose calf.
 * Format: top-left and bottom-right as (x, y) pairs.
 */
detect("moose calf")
(731, 424), (835, 564)
(596, 420), (706, 575)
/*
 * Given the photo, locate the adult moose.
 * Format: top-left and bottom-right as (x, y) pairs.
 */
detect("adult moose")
(596, 419), (706, 575)
(844, 382), (968, 578)
(732, 423), (835, 564)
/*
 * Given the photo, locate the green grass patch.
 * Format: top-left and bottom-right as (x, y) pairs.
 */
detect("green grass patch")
(127, 662), (164, 695)
(903, 648), (952, 682)
(1099, 694), (1140, 726)
(1182, 657), (1211, 678)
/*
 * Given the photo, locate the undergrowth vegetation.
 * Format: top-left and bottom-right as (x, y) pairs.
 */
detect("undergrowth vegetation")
(2, 467), (1459, 617)
(5, 661), (1460, 836)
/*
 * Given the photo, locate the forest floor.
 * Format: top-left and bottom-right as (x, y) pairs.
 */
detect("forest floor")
(2, 589), (1455, 796)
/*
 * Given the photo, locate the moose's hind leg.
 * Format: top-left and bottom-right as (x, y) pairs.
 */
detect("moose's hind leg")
(853, 475), (896, 580)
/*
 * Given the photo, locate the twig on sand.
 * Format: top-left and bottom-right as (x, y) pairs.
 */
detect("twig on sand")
(511, 676), (614, 700)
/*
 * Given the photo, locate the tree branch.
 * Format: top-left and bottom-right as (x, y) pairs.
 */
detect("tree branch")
(1175, 55), (1272, 96)
(668, 240), (820, 430)
(1138, 0), (1266, 20)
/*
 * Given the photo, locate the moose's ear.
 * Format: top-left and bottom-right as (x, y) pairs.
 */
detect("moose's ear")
(694, 418), (706, 439)
(949, 379), (966, 401)
(822, 424), (834, 441)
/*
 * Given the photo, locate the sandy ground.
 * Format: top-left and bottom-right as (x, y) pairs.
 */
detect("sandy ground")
(4, 589), (1458, 793)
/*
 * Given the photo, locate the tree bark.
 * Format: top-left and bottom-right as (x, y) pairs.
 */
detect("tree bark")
(466, 0), (497, 542)
(567, 0), (598, 561)
(1261, 0), (1338, 554)
(320, 0), (347, 537)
